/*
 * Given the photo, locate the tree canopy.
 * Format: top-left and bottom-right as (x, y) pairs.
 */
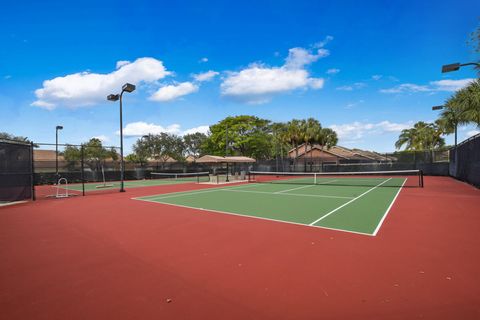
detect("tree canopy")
(63, 138), (118, 170)
(202, 115), (273, 160)
(395, 121), (445, 151)
(125, 116), (338, 162)
(131, 133), (185, 166)
(0, 132), (33, 144)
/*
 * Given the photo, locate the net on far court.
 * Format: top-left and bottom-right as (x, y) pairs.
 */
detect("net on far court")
(150, 172), (210, 184)
(248, 170), (423, 188)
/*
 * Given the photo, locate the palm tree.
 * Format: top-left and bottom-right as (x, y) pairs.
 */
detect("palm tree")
(395, 128), (418, 150)
(436, 79), (480, 145)
(449, 79), (480, 126)
(436, 107), (460, 145)
(395, 121), (445, 151)
(286, 119), (303, 170)
(271, 122), (290, 171)
(317, 128), (338, 150)
(301, 118), (321, 171)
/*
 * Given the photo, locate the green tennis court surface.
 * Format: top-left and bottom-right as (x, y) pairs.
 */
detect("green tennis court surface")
(134, 176), (408, 236)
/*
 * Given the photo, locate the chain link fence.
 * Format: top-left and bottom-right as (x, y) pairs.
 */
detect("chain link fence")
(253, 150), (450, 175)
(0, 139), (33, 202)
(449, 133), (480, 187)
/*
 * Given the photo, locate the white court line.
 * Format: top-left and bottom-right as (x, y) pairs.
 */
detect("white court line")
(309, 178), (393, 226)
(133, 182), (263, 201)
(133, 197), (374, 236)
(372, 178), (407, 236)
(221, 188), (353, 199)
(273, 179), (337, 194)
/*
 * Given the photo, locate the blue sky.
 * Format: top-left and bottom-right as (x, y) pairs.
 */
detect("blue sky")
(1, 0), (479, 153)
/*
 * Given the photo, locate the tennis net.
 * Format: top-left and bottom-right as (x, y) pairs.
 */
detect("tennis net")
(248, 170), (423, 188)
(150, 172), (210, 183)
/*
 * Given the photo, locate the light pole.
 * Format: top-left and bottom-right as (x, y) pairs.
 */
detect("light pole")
(225, 124), (229, 182)
(107, 83), (136, 192)
(55, 125), (63, 180)
(442, 62), (480, 73)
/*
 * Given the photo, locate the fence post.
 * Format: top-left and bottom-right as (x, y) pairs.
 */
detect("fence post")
(30, 142), (36, 201)
(81, 145), (85, 196)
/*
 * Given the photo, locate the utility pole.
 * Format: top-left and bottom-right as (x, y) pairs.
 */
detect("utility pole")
(225, 124), (229, 182)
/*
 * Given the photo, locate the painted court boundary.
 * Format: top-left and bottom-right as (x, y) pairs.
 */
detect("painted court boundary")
(132, 179), (407, 236)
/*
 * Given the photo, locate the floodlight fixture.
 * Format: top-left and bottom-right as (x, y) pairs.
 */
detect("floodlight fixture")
(107, 94), (119, 101)
(441, 63), (461, 73)
(432, 105), (444, 111)
(122, 83), (136, 93)
(441, 62), (480, 73)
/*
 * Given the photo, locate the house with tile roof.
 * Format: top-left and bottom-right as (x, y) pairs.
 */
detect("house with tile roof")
(288, 143), (395, 164)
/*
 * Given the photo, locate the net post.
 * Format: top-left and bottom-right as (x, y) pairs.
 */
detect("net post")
(314, 173), (317, 184)
(419, 170), (424, 188)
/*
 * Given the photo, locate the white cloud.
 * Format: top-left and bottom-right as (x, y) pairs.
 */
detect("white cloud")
(199, 57), (208, 63)
(430, 79), (475, 92)
(183, 125), (210, 135)
(119, 122), (182, 137)
(380, 83), (430, 93)
(336, 82), (366, 91)
(92, 135), (110, 143)
(31, 100), (55, 110)
(149, 82), (199, 102)
(314, 35), (334, 48)
(119, 121), (209, 137)
(466, 130), (480, 138)
(32, 57), (171, 109)
(221, 41), (330, 104)
(116, 60), (130, 69)
(308, 78), (325, 89)
(326, 68), (340, 75)
(284, 47), (329, 69)
(380, 78), (474, 94)
(330, 121), (413, 141)
(372, 74), (382, 80)
(193, 70), (219, 82)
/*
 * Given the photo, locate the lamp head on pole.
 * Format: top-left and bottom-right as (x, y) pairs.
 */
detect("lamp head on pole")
(107, 94), (120, 101)
(441, 63), (460, 73)
(122, 83), (136, 93)
(56, 125), (63, 130)
(432, 105), (444, 111)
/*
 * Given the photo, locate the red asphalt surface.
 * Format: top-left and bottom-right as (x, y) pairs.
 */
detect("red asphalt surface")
(1, 176), (479, 320)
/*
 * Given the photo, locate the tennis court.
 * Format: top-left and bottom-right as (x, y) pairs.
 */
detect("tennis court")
(134, 170), (422, 236)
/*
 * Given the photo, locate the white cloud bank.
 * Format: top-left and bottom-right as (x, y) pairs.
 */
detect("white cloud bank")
(330, 121), (413, 141)
(32, 57), (171, 110)
(380, 78), (475, 94)
(119, 121), (209, 137)
(220, 37), (332, 104)
(149, 70), (219, 102)
(193, 70), (219, 82)
(149, 82), (199, 102)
